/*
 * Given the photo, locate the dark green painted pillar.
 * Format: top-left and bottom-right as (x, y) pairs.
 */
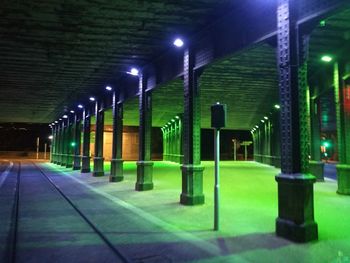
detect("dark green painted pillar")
(179, 114), (184, 164)
(180, 47), (204, 205)
(335, 62), (350, 194)
(110, 91), (124, 182)
(275, 0), (317, 242)
(161, 127), (167, 161)
(73, 113), (82, 170)
(135, 73), (154, 191)
(81, 108), (91, 173)
(271, 108), (281, 168)
(60, 119), (68, 167)
(309, 97), (324, 181)
(57, 121), (63, 165)
(65, 116), (73, 168)
(93, 100), (105, 177)
(51, 125), (57, 163)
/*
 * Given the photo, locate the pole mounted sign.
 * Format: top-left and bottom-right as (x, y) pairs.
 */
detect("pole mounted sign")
(211, 102), (227, 231)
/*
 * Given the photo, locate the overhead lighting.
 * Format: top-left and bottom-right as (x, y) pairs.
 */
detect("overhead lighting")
(255, 125), (259, 129)
(127, 68), (139, 76)
(274, 104), (280, 109)
(261, 120), (265, 123)
(62, 115), (68, 119)
(48, 135), (53, 140)
(321, 55), (333, 63)
(264, 116), (268, 120)
(70, 110), (75, 113)
(173, 38), (184, 48)
(59, 118), (62, 120)
(175, 116), (180, 119)
(89, 97), (95, 101)
(55, 121), (58, 123)
(78, 104), (83, 109)
(105, 86), (112, 91)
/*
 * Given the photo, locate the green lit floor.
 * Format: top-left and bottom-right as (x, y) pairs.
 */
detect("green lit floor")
(46, 161), (350, 262)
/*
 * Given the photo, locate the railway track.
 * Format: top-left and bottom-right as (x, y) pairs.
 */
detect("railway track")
(4, 161), (132, 263)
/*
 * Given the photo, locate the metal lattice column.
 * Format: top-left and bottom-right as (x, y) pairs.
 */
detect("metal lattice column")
(51, 125), (57, 163)
(81, 108), (91, 173)
(334, 61), (350, 194)
(275, 0), (318, 243)
(180, 47), (204, 205)
(73, 113), (82, 170)
(309, 97), (324, 181)
(60, 119), (68, 167)
(65, 117), (73, 168)
(93, 100), (105, 177)
(110, 90), (124, 182)
(135, 73), (154, 191)
(57, 121), (64, 165)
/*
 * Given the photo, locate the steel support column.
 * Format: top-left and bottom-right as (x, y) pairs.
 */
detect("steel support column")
(180, 47), (204, 205)
(334, 61), (350, 194)
(93, 100), (105, 177)
(65, 117), (73, 168)
(309, 98), (324, 181)
(81, 108), (91, 173)
(51, 125), (57, 163)
(57, 121), (63, 165)
(275, 0), (317, 242)
(60, 119), (68, 167)
(73, 113), (82, 170)
(110, 90), (124, 182)
(135, 73), (154, 191)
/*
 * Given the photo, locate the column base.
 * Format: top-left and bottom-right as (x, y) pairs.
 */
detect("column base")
(180, 164), (205, 205)
(309, 160), (324, 182)
(73, 155), (81, 170)
(81, 156), (91, 173)
(60, 154), (68, 166)
(275, 173), (318, 243)
(110, 159), (124, 182)
(135, 161), (153, 191)
(336, 164), (350, 195)
(66, 154), (74, 168)
(93, 157), (104, 177)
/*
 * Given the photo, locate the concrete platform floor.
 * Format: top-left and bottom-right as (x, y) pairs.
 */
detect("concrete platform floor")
(1, 160), (350, 262)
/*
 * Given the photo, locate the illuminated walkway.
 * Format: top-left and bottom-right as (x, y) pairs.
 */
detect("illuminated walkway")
(1, 160), (349, 262)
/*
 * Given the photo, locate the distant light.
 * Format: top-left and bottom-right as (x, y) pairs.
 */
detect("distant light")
(321, 55), (332, 62)
(171, 119), (175, 122)
(59, 118), (62, 121)
(173, 38), (184, 48)
(261, 120), (265, 123)
(175, 116), (180, 119)
(106, 86), (112, 91)
(89, 97), (95, 101)
(128, 68), (139, 76)
(78, 104), (83, 109)
(255, 125), (259, 129)
(264, 116), (268, 120)
(55, 121), (58, 123)
(70, 110), (75, 113)
(48, 135), (53, 140)
(71, 142), (76, 147)
(274, 104), (280, 109)
(319, 20), (326, 27)
(62, 115), (68, 119)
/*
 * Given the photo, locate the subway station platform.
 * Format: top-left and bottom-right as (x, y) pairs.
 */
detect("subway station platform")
(1, 160), (349, 263)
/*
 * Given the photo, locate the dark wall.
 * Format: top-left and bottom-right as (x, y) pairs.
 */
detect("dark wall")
(201, 129), (252, 160)
(0, 123), (51, 151)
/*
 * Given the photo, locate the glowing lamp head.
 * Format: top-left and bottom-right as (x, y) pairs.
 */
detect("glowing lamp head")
(255, 125), (259, 129)
(55, 121), (58, 123)
(70, 110), (75, 113)
(321, 55), (333, 63)
(78, 104), (83, 109)
(128, 68), (139, 76)
(71, 142), (76, 147)
(105, 86), (112, 91)
(89, 97), (95, 102)
(48, 135), (53, 140)
(173, 38), (184, 48)
(264, 116), (268, 120)
(62, 115), (68, 119)
(274, 104), (280, 109)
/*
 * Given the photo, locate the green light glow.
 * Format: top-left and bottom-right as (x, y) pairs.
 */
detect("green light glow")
(264, 116), (268, 120)
(323, 141), (330, 148)
(319, 20), (326, 27)
(321, 55), (333, 63)
(71, 142), (76, 147)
